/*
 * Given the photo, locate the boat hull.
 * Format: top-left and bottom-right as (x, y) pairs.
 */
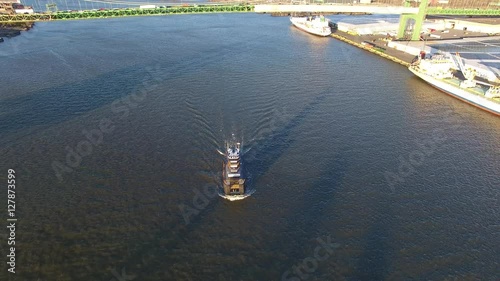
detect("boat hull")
(410, 67), (500, 116)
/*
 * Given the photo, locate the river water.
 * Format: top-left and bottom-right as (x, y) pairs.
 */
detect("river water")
(0, 13), (499, 281)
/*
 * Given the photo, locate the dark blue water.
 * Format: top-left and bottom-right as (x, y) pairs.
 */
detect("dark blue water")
(0, 13), (499, 281)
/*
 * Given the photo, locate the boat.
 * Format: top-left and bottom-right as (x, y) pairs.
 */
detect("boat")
(409, 53), (500, 116)
(222, 142), (245, 196)
(290, 15), (332, 37)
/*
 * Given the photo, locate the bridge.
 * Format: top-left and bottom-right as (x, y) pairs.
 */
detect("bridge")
(0, 4), (254, 23)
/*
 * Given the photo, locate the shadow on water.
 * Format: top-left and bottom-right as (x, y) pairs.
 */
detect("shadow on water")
(244, 93), (328, 186)
(355, 218), (391, 281)
(0, 42), (241, 139)
(0, 64), (150, 137)
(252, 152), (349, 280)
(252, 151), (391, 280)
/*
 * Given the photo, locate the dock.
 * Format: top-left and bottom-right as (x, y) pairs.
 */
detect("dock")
(330, 31), (413, 67)
(329, 17), (500, 69)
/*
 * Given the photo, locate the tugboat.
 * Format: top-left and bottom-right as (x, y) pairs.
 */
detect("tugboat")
(222, 142), (245, 196)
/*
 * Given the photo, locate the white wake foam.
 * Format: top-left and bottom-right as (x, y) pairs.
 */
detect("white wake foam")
(216, 149), (225, 156)
(218, 189), (255, 201)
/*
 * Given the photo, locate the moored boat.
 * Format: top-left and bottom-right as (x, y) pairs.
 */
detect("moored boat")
(409, 53), (500, 116)
(290, 15), (332, 37)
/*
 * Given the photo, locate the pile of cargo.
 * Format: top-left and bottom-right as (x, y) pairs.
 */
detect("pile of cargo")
(0, 2), (15, 14)
(0, 1), (33, 14)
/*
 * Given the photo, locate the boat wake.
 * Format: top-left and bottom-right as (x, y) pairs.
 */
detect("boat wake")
(218, 189), (255, 201)
(219, 146), (251, 156)
(216, 149), (225, 156)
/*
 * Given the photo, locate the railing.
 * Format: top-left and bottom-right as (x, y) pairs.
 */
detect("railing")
(427, 7), (500, 15)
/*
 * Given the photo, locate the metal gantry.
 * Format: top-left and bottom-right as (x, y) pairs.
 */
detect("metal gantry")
(45, 3), (58, 13)
(397, 0), (500, 40)
(398, 0), (429, 41)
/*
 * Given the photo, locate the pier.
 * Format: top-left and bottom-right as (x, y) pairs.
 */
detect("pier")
(328, 18), (500, 78)
(330, 32), (413, 67)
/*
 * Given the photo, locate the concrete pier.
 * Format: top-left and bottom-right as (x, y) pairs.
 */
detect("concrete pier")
(329, 21), (500, 72)
(330, 30), (414, 67)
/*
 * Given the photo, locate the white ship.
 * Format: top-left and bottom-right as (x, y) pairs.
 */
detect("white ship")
(409, 53), (500, 116)
(290, 15), (332, 37)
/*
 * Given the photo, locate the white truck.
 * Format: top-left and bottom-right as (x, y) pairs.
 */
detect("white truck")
(14, 8), (34, 14)
(12, 3), (34, 14)
(139, 5), (156, 9)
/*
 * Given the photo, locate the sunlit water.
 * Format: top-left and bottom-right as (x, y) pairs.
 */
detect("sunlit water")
(1, 13), (499, 281)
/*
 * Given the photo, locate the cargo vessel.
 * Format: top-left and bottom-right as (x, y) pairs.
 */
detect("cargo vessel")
(222, 142), (245, 196)
(290, 15), (332, 37)
(409, 53), (500, 116)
